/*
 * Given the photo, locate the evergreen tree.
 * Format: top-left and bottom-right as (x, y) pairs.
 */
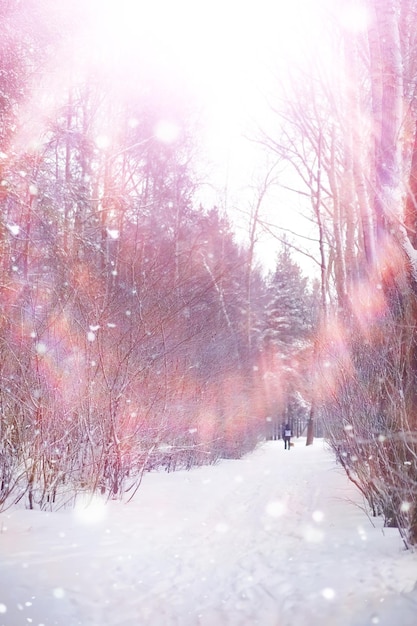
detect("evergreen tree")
(263, 241), (313, 353)
(261, 240), (317, 439)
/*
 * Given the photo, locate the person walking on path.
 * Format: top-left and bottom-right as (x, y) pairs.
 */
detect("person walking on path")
(283, 423), (292, 450)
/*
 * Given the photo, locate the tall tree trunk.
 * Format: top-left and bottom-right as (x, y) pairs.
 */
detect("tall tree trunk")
(313, 131), (327, 320)
(372, 0), (404, 244)
(405, 120), (417, 249)
(328, 125), (348, 309)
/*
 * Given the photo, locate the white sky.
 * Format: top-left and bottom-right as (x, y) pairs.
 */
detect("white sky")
(0, 439), (415, 625)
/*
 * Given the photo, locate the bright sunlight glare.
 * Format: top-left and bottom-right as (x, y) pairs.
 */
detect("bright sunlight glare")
(154, 120), (180, 144)
(82, 0), (331, 146)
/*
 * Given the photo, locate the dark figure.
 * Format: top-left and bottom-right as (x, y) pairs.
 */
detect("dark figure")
(283, 423), (292, 450)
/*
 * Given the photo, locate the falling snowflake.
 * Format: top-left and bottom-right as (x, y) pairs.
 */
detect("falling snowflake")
(312, 510), (324, 523)
(154, 120), (179, 144)
(321, 587), (335, 600)
(6, 223), (19, 236)
(95, 134), (111, 149)
(74, 495), (106, 525)
(302, 525), (324, 543)
(265, 500), (287, 518)
(35, 342), (47, 355)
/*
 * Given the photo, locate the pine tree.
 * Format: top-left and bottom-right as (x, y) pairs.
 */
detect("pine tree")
(261, 240), (316, 439)
(263, 241), (313, 353)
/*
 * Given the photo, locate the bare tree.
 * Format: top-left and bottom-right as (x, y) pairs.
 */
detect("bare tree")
(259, 0), (417, 543)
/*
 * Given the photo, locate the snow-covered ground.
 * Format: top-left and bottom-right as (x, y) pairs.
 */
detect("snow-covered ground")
(0, 438), (416, 626)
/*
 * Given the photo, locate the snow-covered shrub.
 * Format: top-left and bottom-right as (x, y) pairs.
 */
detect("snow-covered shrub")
(320, 316), (417, 548)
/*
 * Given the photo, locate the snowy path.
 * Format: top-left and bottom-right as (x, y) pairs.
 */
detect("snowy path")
(0, 439), (416, 626)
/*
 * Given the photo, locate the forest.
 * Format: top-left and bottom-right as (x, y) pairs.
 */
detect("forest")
(0, 0), (317, 513)
(1, 0), (417, 549)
